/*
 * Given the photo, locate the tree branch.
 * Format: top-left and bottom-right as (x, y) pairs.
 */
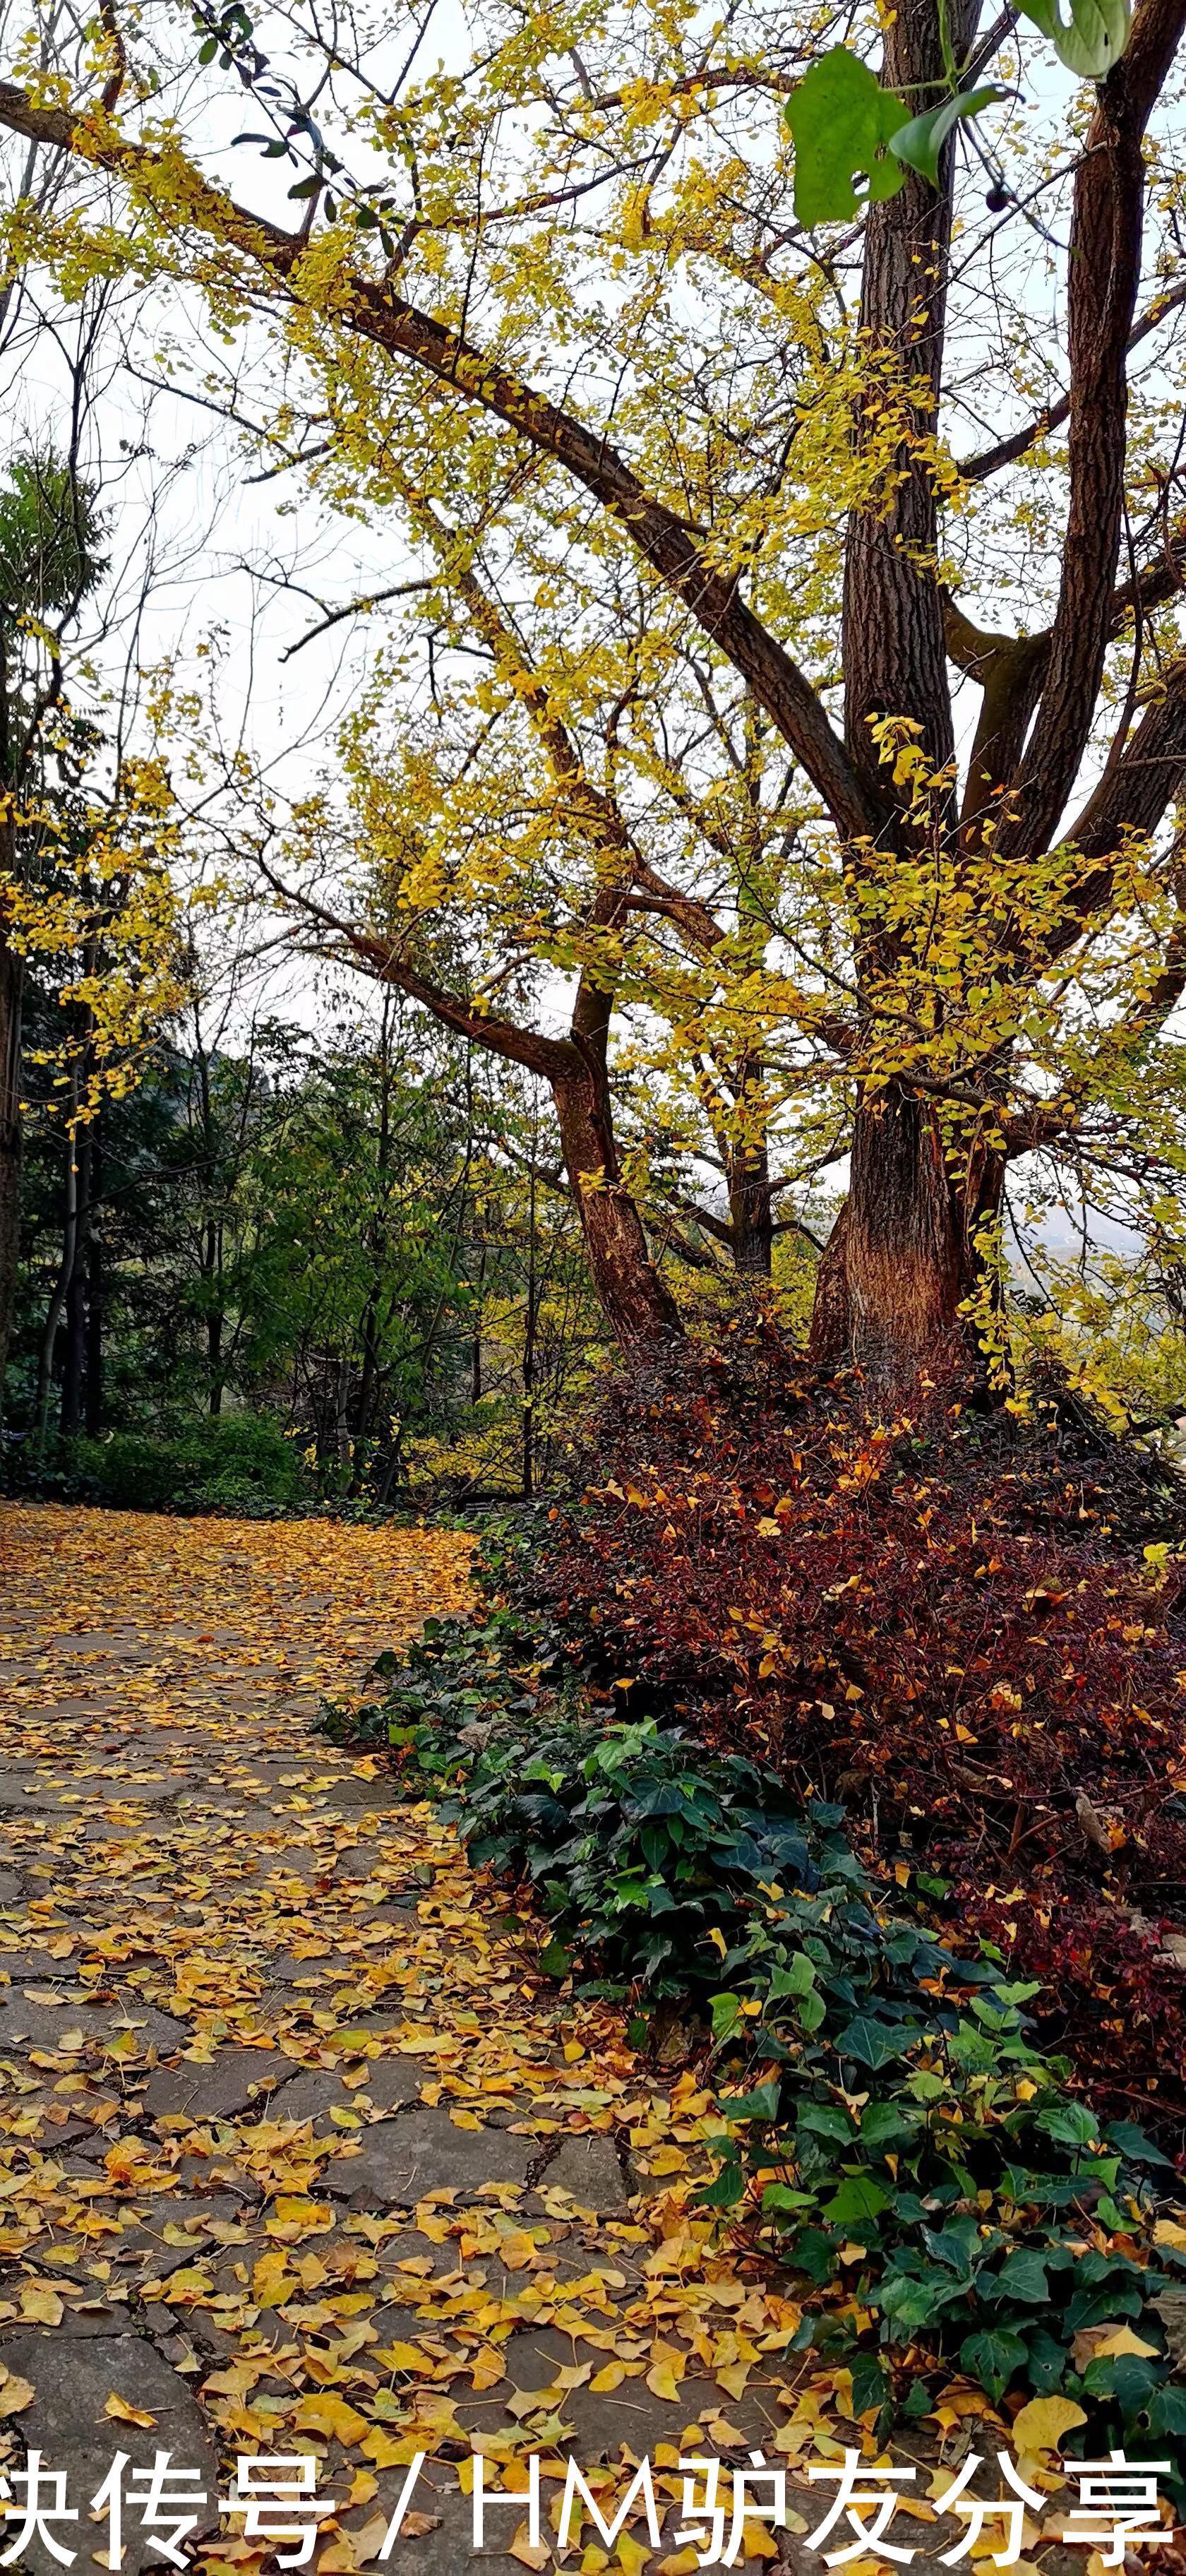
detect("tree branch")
(256, 855), (575, 1080)
(945, 515), (1186, 819)
(999, 0), (1186, 860)
(957, 277), (1186, 484)
(0, 81), (884, 846)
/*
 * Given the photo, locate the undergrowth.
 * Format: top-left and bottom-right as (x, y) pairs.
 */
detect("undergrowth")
(319, 1513), (1186, 2457)
(529, 1330), (1186, 2130)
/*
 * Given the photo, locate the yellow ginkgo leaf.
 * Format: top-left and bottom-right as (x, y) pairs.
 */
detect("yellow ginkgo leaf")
(19, 2284), (63, 2326)
(1088, 2326), (1161, 2360)
(590, 2362), (629, 2393)
(507, 2524), (550, 2572)
(104, 2394), (158, 2428)
(294, 2392), (370, 2445)
(373, 2342), (435, 2376)
(1010, 2395), (1087, 2454)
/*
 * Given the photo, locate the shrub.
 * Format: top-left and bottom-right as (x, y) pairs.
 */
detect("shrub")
(320, 1566), (1186, 2450)
(525, 1332), (1186, 2129)
(65, 1413), (306, 1513)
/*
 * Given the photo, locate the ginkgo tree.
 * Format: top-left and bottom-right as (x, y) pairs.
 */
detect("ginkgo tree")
(6, 0), (1186, 1398)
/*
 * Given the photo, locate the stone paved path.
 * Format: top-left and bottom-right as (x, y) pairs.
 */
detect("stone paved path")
(0, 1505), (1084, 2576)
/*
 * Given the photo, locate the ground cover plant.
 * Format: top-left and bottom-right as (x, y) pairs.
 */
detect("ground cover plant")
(320, 1463), (1186, 2457)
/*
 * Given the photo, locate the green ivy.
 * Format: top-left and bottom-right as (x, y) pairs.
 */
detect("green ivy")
(318, 1546), (1186, 2453)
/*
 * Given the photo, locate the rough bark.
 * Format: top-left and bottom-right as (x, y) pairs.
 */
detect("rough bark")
(810, 1091), (1005, 1400)
(557, 962), (684, 1352)
(0, 931), (21, 1420)
(841, 0), (978, 780)
(59, 1127), (91, 1438)
(820, 0), (990, 1397)
(727, 1135), (774, 1277)
(551, 1059), (682, 1352)
(36, 1105), (78, 1451)
(84, 1223), (102, 1435)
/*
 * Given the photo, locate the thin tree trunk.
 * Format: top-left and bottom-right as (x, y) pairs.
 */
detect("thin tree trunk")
(205, 1219), (224, 1414)
(556, 964), (683, 1354)
(551, 1066), (681, 1350)
(84, 1222), (102, 1435)
(0, 657), (23, 1417)
(522, 1156), (538, 1498)
(59, 1126), (91, 1438)
(727, 1121), (774, 1277)
(35, 1090), (79, 1453)
(472, 1243), (486, 1403)
(0, 933), (21, 1420)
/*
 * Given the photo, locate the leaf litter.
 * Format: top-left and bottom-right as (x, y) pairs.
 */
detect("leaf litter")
(0, 1505), (1122, 2570)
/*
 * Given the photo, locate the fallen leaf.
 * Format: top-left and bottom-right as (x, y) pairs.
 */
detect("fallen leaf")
(104, 2393), (158, 2428)
(294, 2392), (370, 2445)
(1010, 2395), (1087, 2454)
(19, 2284), (63, 2325)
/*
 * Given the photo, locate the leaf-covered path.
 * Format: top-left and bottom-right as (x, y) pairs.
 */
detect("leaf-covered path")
(0, 1505), (844, 2575)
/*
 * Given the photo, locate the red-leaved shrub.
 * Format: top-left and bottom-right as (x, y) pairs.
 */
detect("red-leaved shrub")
(529, 1325), (1186, 2137)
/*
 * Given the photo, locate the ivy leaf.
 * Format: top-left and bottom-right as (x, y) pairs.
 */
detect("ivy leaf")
(1146, 2384), (1186, 2436)
(1014, 0), (1131, 76)
(822, 2173), (890, 2228)
(889, 85), (1007, 187)
(1037, 2099), (1101, 2151)
(836, 2013), (908, 2069)
(990, 2247), (1050, 2304)
(877, 2270), (959, 2331)
(959, 2327), (1028, 2402)
(698, 2158), (746, 2208)
(719, 2079), (781, 2123)
(1106, 2119), (1175, 2166)
(711, 1991), (743, 2041)
(783, 49), (907, 225)
(768, 1950), (815, 1999)
(846, 2353), (890, 2419)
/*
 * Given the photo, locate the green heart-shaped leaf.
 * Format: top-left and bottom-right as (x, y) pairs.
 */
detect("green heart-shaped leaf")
(784, 49), (907, 225)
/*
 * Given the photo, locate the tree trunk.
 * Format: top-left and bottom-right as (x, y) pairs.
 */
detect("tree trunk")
(551, 1057), (682, 1352)
(84, 1223), (103, 1434)
(0, 931), (21, 1421)
(59, 1128), (91, 1438)
(205, 1218), (224, 1414)
(522, 1157), (538, 1497)
(728, 1136), (773, 1277)
(36, 1103), (79, 1453)
(809, 1087), (1005, 1400)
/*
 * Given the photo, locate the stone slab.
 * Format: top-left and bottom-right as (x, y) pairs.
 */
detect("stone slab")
(0, 2330), (220, 2575)
(0, 1996), (188, 2058)
(265, 2055), (423, 2132)
(538, 2133), (629, 2211)
(323, 2105), (534, 2204)
(141, 2046), (292, 2121)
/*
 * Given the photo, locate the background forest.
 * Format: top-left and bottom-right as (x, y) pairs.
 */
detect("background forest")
(9, 972), (601, 1508)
